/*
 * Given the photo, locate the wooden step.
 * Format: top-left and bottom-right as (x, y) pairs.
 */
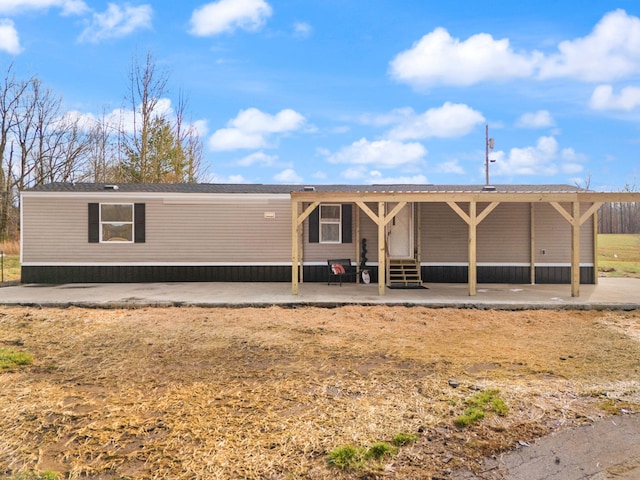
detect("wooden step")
(388, 259), (423, 287)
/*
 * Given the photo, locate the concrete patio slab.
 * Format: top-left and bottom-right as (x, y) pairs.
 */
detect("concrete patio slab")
(0, 277), (638, 309)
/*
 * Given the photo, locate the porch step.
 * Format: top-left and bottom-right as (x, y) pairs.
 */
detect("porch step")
(388, 259), (423, 287)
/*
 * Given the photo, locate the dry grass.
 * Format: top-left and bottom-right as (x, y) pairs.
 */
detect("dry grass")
(0, 241), (19, 256)
(0, 306), (639, 479)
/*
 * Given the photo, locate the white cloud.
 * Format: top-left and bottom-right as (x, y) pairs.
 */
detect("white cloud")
(327, 138), (427, 168)
(273, 168), (302, 183)
(515, 110), (555, 128)
(338, 166), (428, 184)
(236, 151), (277, 166)
(562, 163), (584, 174)
(211, 173), (248, 183)
(230, 107), (305, 133)
(189, 0), (272, 36)
(0, 0), (88, 15)
(0, 19), (21, 54)
(390, 10), (640, 88)
(366, 174), (428, 184)
(538, 9), (640, 82)
(436, 159), (465, 175)
(386, 102), (485, 140)
(492, 136), (586, 177)
(78, 3), (152, 43)
(293, 21), (311, 38)
(209, 128), (265, 150)
(589, 84), (640, 111)
(209, 108), (306, 151)
(389, 27), (537, 88)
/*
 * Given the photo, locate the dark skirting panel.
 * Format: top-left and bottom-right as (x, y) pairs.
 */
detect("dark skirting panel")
(21, 265), (595, 285)
(535, 266), (595, 284)
(21, 265), (292, 284)
(422, 265), (595, 285)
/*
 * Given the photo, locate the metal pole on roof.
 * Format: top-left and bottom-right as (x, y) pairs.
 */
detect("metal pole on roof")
(485, 125), (495, 185)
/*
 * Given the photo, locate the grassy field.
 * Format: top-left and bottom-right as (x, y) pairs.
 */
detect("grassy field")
(0, 241), (20, 284)
(598, 234), (640, 278)
(0, 306), (639, 479)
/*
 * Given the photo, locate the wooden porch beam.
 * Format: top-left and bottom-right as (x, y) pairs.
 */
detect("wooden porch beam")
(550, 202), (574, 225)
(297, 201), (320, 226)
(355, 201), (381, 225)
(447, 201), (471, 225)
(579, 202), (603, 226)
(476, 201), (500, 224)
(382, 201), (407, 227)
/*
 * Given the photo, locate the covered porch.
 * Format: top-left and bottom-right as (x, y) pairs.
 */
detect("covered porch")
(290, 187), (640, 297)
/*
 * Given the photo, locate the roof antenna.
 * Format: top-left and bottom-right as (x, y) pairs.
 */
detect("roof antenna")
(484, 124), (496, 191)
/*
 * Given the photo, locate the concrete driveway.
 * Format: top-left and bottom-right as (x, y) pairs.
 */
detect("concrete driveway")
(0, 277), (638, 309)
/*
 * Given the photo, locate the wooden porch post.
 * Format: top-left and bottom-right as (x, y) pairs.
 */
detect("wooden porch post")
(378, 201), (386, 296)
(468, 201), (477, 296)
(530, 203), (536, 284)
(291, 200), (299, 295)
(571, 201), (580, 297)
(593, 209), (599, 285)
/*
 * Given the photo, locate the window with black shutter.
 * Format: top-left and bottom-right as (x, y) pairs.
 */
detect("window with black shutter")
(89, 203), (146, 243)
(309, 204), (352, 244)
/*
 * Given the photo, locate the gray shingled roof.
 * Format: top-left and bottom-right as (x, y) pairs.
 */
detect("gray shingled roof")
(25, 182), (585, 194)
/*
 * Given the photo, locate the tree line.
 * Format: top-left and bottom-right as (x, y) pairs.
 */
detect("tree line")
(0, 53), (203, 241)
(598, 183), (640, 234)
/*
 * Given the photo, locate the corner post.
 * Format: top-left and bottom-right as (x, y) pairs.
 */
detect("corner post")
(468, 201), (477, 296)
(571, 201), (580, 297)
(291, 200), (299, 295)
(378, 201), (386, 296)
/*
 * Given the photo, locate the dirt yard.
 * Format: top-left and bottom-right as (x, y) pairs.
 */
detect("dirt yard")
(0, 306), (639, 479)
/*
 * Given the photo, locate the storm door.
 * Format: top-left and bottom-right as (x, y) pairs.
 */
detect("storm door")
(387, 202), (414, 259)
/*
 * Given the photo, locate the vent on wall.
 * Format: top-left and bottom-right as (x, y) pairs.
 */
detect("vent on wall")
(104, 185), (119, 190)
(303, 186), (316, 191)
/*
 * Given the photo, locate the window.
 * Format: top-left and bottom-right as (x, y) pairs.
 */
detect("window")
(100, 204), (133, 242)
(320, 204), (341, 243)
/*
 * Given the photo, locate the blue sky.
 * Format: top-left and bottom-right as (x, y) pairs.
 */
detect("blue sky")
(2, 0), (640, 189)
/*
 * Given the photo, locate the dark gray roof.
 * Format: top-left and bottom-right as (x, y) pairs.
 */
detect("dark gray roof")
(25, 182), (585, 194)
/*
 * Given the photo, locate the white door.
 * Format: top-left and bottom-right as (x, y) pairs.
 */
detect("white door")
(387, 203), (413, 258)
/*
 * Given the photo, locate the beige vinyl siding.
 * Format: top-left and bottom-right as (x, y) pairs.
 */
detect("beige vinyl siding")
(534, 202), (593, 264)
(419, 202), (593, 265)
(420, 203), (468, 262)
(477, 203), (530, 263)
(22, 195), (292, 263)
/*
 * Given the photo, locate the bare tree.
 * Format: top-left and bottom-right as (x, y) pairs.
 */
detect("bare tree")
(115, 51), (203, 183)
(0, 65), (29, 240)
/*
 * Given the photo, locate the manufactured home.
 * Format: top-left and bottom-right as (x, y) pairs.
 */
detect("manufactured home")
(20, 183), (640, 296)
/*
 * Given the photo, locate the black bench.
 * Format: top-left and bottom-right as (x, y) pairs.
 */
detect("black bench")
(327, 258), (358, 286)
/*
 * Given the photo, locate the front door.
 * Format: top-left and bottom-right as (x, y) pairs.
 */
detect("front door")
(387, 203), (413, 259)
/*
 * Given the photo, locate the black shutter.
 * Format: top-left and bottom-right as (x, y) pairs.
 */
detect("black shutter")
(309, 206), (319, 243)
(88, 203), (99, 243)
(342, 204), (352, 243)
(134, 203), (145, 243)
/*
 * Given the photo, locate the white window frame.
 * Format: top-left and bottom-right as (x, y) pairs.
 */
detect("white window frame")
(100, 203), (134, 243)
(319, 204), (341, 244)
